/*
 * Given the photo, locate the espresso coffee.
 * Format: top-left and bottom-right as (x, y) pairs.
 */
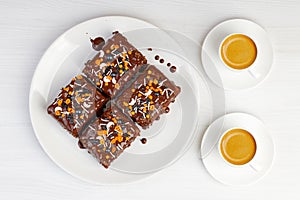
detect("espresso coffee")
(220, 128), (256, 165)
(220, 34), (257, 70)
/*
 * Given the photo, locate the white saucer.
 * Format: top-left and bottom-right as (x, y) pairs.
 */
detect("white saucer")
(200, 113), (274, 186)
(202, 19), (273, 90)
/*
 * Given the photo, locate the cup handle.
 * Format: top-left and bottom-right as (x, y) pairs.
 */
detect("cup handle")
(248, 68), (260, 79)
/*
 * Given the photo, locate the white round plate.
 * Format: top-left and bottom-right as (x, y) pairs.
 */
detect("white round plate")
(29, 16), (159, 185)
(30, 16), (216, 183)
(202, 19), (273, 90)
(200, 113), (274, 186)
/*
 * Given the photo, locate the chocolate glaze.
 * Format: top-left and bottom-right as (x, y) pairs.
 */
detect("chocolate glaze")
(90, 37), (105, 51)
(47, 75), (108, 138)
(165, 107), (170, 113)
(79, 107), (140, 168)
(78, 140), (86, 149)
(170, 66), (177, 73)
(140, 138), (147, 144)
(117, 65), (181, 129)
(83, 32), (147, 97)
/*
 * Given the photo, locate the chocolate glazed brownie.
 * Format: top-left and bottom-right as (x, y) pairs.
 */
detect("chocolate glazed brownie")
(82, 32), (147, 97)
(47, 75), (108, 137)
(116, 65), (181, 129)
(79, 106), (140, 168)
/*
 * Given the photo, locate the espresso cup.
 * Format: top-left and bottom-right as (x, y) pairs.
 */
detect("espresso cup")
(219, 33), (260, 78)
(218, 127), (261, 171)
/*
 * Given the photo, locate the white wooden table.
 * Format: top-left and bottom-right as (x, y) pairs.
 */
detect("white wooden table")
(1, 0), (300, 199)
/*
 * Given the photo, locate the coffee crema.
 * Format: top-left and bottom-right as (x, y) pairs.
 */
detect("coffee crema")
(220, 128), (256, 165)
(220, 34), (257, 70)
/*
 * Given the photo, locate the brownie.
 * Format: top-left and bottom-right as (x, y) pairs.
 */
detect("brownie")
(79, 106), (140, 168)
(116, 65), (181, 129)
(47, 75), (108, 137)
(82, 32), (147, 97)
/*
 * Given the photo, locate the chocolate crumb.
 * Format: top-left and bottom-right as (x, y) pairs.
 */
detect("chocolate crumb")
(170, 66), (177, 73)
(90, 37), (105, 51)
(147, 48), (153, 51)
(154, 55), (160, 60)
(159, 59), (164, 64)
(112, 31), (119, 34)
(78, 140), (86, 149)
(165, 107), (170, 113)
(167, 63), (171, 67)
(140, 138), (147, 144)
